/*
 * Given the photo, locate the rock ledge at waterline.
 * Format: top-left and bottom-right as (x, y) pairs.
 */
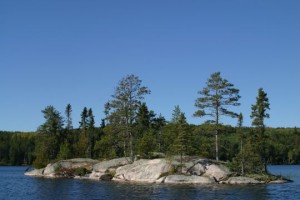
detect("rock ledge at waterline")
(24, 157), (288, 185)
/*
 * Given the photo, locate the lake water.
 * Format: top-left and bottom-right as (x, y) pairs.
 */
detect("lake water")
(0, 165), (299, 200)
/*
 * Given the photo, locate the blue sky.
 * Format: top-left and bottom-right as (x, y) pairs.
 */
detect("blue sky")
(1, 0), (300, 131)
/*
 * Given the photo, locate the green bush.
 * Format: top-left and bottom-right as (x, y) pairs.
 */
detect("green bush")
(105, 169), (116, 177)
(74, 167), (91, 177)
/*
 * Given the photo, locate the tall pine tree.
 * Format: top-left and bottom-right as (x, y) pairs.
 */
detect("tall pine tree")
(87, 108), (95, 158)
(34, 105), (64, 168)
(136, 103), (151, 136)
(194, 72), (241, 161)
(173, 113), (190, 173)
(77, 107), (89, 157)
(250, 88), (270, 173)
(65, 104), (73, 130)
(105, 74), (150, 162)
(171, 105), (182, 124)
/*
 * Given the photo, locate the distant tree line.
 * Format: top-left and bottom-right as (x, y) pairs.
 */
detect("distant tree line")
(0, 132), (35, 165)
(0, 72), (300, 175)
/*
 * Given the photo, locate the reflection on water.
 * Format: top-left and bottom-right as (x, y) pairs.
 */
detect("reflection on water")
(0, 165), (299, 200)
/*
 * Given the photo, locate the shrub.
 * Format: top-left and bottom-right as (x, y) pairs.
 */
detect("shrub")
(105, 169), (116, 177)
(74, 167), (91, 177)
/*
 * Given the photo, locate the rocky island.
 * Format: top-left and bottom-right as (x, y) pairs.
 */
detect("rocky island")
(24, 156), (288, 185)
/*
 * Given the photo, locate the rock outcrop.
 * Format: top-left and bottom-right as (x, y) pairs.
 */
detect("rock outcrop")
(202, 163), (230, 181)
(90, 157), (130, 180)
(45, 158), (98, 177)
(93, 157), (130, 173)
(164, 175), (215, 184)
(25, 157), (285, 185)
(24, 168), (44, 176)
(184, 159), (230, 181)
(113, 159), (171, 183)
(25, 158), (99, 177)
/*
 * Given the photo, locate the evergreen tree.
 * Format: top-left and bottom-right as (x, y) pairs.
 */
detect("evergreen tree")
(59, 103), (73, 158)
(151, 114), (167, 151)
(94, 125), (119, 159)
(250, 88), (270, 173)
(251, 88), (270, 131)
(38, 105), (64, 136)
(172, 113), (190, 173)
(240, 135), (263, 174)
(171, 105), (182, 124)
(65, 104), (73, 130)
(137, 131), (157, 158)
(238, 113), (245, 175)
(105, 74), (150, 162)
(136, 103), (151, 138)
(236, 112), (245, 175)
(77, 107), (89, 157)
(237, 113), (243, 128)
(87, 108), (95, 129)
(101, 119), (106, 128)
(79, 107), (88, 129)
(57, 142), (72, 160)
(87, 108), (95, 158)
(34, 105), (64, 167)
(135, 105), (159, 158)
(194, 72), (241, 161)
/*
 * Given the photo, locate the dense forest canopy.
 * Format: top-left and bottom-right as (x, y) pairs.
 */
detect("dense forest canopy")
(1, 126), (299, 167)
(1, 73), (300, 174)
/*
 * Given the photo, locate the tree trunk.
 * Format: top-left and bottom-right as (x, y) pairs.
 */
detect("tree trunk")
(215, 129), (219, 161)
(90, 134), (92, 158)
(241, 139), (244, 175)
(129, 131), (134, 163)
(263, 158), (267, 173)
(215, 105), (219, 161)
(123, 132), (127, 158)
(180, 149), (183, 174)
(158, 129), (161, 152)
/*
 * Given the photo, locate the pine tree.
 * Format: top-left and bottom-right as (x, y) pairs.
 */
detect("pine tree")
(105, 74), (150, 162)
(65, 104), (73, 130)
(171, 105), (182, 124)
(77, 107), (89, 157)
(250, 88), (270, 173)
(137, 131), (156, 158)
(151, 114), (167, 152)
(100, 119), (106, 128)
(34, 105), (64, 167)
(87, 108), (95, 129)
(194, 72), (241, 161)
(38, 105), (64, 136)
(79, 107), (88, 129)
(57, 142), (72, 160)
(87, 108), (95, 158)
(62, 104), (73, 156)
(171, 113), (190, 173)
(237, 112), (245, 175)
(136, 103), (151, 138)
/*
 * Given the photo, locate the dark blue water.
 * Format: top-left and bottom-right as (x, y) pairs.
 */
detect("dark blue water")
(0, 165), (299, 200)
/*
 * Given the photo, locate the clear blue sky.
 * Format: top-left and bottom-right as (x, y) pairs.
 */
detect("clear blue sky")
(1, 0), (300, 131)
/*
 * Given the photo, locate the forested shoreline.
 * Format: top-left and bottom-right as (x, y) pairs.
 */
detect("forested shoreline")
(1, 126), (299, 166)
(1, 72), (300, 175)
